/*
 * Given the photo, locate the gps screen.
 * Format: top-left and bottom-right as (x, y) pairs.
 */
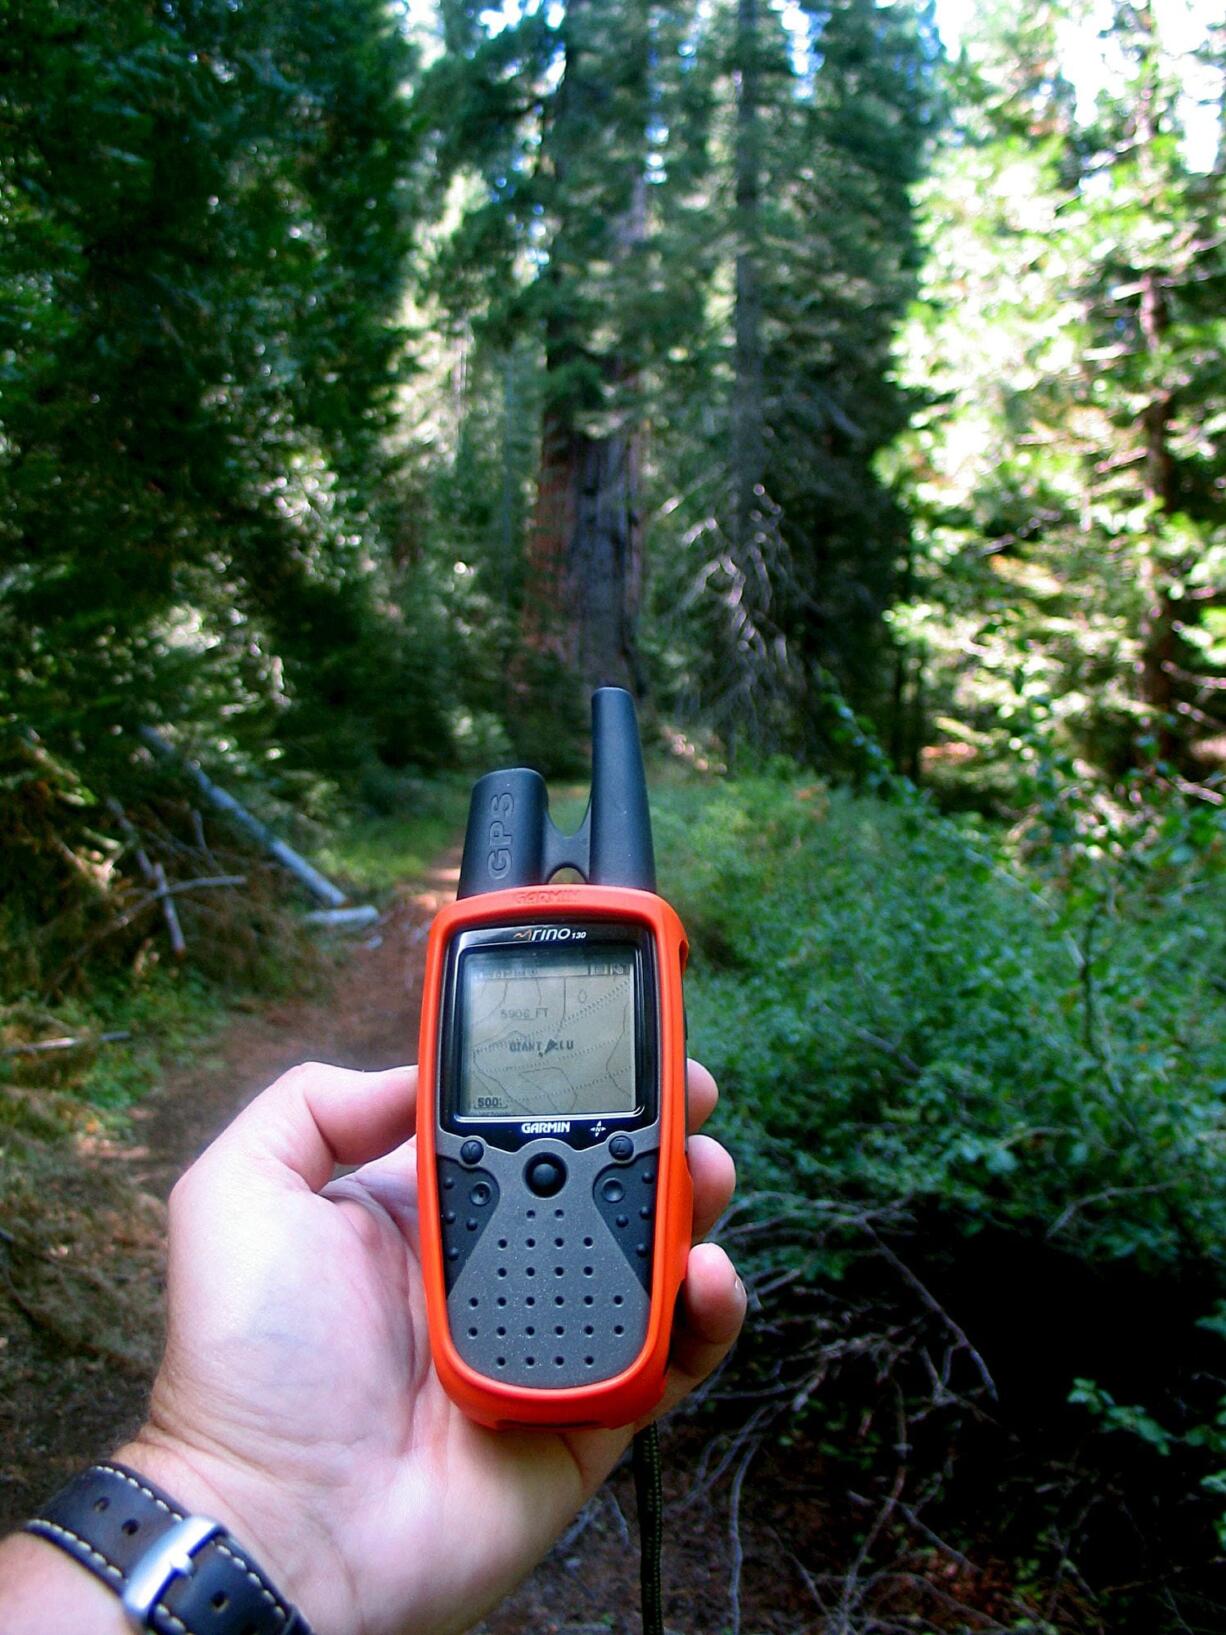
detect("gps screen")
(457, 944), (638, 1118)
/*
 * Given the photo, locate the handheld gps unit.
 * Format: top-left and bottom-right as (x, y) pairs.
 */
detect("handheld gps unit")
(416, 688), (692, 1429)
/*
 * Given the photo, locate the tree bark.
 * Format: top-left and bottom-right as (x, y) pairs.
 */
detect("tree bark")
(1133, 8), (1179, 763)
(566, 423), (644, 690)
(731, 0), (765, 560)
(521, 0), (648, 696)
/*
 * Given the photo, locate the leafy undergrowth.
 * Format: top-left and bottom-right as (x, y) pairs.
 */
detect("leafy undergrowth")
(654, 773), (1226, 1632)
(0, 763), (468, 1523)
(0, 748), (469, 1128)
(310, 774), (471, 895)
(0, 753), (466, 1480)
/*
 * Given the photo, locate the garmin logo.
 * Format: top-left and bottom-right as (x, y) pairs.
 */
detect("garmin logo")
(512, 926), (588, 943)
(522, 1119), (572, 1135)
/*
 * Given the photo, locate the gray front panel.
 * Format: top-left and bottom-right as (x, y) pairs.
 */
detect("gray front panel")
(439, 1134), (658, 1389)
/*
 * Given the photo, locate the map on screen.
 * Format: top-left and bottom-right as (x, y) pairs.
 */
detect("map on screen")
(458, 946), (637, 1117)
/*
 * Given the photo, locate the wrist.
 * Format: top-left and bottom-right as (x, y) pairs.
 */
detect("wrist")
(2, 1445), (333, 1635)
(0, 1531), (131, 1635)
(113, 1427), (345, 1631)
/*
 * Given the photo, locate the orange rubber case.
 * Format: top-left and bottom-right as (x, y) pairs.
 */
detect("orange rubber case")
(417, 883), (691, 1429)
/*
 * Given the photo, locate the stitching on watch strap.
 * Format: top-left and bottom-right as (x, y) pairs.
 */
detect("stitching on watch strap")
(96, 1462), (183, 1521)
(23, 1461), (312, 1634)
(104, 1465), (290, 1618)
(213, 1538), (285, 1611)
(25, 1516), (125, 1582)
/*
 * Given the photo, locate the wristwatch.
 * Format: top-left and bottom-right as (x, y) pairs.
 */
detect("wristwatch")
(23, 1462), (314, 1634)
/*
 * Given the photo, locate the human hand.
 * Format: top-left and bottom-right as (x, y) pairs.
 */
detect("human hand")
(122, 1060), (742, 1635)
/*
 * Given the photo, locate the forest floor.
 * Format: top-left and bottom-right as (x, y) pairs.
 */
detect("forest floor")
(0, 841), (810, 1635)
(0, 852), (453, 1534)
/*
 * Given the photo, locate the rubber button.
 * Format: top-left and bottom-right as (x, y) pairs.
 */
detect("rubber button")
(525, 1155), (567, 1197)
(609, 1134), (633, 1161)
(601, 1177), (625, 1203)
(470, 1181), (492, 1207)
(460, 1139), (484, 1166)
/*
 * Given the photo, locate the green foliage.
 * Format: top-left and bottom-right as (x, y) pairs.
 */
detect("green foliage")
(1069, 1377), (1176, 1457)
(0, 0), (449, 787)
(657, 766), (1226, 1624)
(312, 775), (472, 896)
(661, 772), (1226, 1263)
(890, 1), (1226, 795)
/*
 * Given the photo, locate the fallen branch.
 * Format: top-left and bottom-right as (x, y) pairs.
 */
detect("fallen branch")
(2, 1031), (131, 1058)
(727, 1430), (762, 1635)
(107, 799), (187, 959)
(155, 874), (246, 898)
(152, 861), (187, 958)
(138, 727), (347, 907)
(43, 875), (246, 995)
(98, 875), (247, 945)
(867, 1229), (997, 1400)
(304, 906), (379, 929)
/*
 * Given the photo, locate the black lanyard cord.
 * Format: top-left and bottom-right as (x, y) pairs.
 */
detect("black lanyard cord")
(632, 1424), (664, 1635)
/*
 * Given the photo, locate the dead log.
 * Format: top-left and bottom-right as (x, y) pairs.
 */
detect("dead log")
(137, 728), (347, 908)
(304, 906), (380, 930)
(107, 800), (187, 958)
(1, 1031), (132, 1058)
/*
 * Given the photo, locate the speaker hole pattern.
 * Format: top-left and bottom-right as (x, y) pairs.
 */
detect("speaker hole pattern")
(593, 1154), (657, 1290)
(447, 1169), (651, 1388)
(438, 1159), (500, 1291)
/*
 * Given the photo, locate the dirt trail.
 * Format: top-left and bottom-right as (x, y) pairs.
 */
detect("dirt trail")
(130, 856), (454, 1197)
(0, 857), (455, 1533)
(0, 850), (761, 1633)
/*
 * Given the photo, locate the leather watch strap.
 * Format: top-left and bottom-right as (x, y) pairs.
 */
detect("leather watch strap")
(24, 1462), (313, 1634)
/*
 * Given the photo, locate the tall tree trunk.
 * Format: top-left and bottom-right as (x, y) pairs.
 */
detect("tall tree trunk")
(521, 0), (647, 696)
(1134, 32), (1179, 764)
(523, 373), (574, 664)
(731, 0), (764, 560)
(1138, 266), (1177, 759)
(566, 419), (644, 691)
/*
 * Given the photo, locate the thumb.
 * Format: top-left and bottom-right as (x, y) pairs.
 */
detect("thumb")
(192, 1061), (419, 1195)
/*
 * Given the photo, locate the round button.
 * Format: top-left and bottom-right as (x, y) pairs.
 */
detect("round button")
(600, 1177), (625, 1203)
(609, 1134), (633, 1162)
(470, 1181), (492, 1207)
(460, 1139), (484, 1166)
(525, 1155), (567, 1197)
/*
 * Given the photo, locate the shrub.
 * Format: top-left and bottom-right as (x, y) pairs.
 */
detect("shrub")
(654, 772), (1226, 1629)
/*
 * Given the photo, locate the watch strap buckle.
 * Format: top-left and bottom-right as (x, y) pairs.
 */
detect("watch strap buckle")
(121, 1513), (224, 1629)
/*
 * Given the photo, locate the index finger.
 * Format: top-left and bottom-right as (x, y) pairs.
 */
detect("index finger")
(687, 1058), (718, 1133)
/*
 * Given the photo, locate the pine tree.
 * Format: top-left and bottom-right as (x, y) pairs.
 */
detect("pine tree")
(648, 0), (939, 759)
(1077, 0), (1226, 775)
(523, 0), (652, 696)
(413, 0), (714, 756)
(0, 0), (443, 783)
(892, 0), (1225, 797)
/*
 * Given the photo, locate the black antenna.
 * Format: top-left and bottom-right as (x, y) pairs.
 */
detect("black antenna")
(456, 687), (655, 897)
(587, 687), (656, 891)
